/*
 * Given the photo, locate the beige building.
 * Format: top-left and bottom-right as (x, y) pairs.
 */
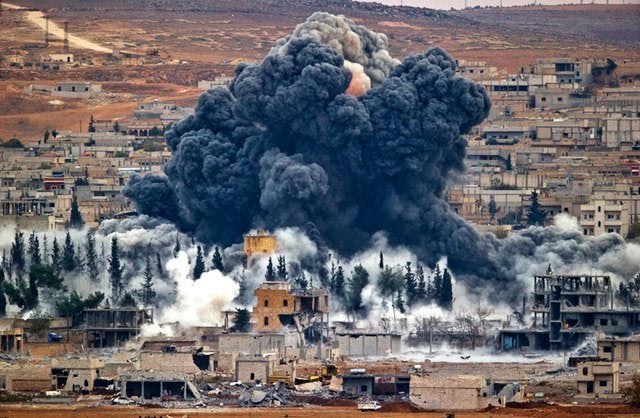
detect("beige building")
(598, 335), (640, 362)
(51, 358), (106, 393)
(235, 354), (277, 383)
(576, 362), (619, 395)
(579, 195), (629, 237)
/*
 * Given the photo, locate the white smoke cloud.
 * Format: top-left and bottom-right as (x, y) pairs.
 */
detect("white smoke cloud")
(157, 251), (239, 328)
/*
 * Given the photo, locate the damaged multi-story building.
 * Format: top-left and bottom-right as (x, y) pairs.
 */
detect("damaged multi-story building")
(500, 273), (640, 351)
(253, 281), (329, 349)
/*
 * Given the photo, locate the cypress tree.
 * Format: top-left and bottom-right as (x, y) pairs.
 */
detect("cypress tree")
(433, 265), (443, 303)
(404, 261), (417, 306)
(173, 235), (181, 257)
(416, 263), (427, 301)
(333, 265), (345, 298)
(276, 255), (288, 281)
(140, 256), (156, 307)
(265, 257), (276, 281)
(378, 251), (384, 269)
(62, 231), (76, 272)
(348, 264), (369, 318)
(211, 246), (225, 272)
(10, 230), (25, 275)
(85, 230), (99, 282)
(51, 237), (62, 273)
(69, 195), (84, 229)
(193, 246), (205, 280)
(440, 268), (454, 310)
(0, 268), (6, 316)
(527, 190), (547, 226)
(108, 237), (124, 304)
(28, 231), (42, 267)
(156, 253), (164, 278)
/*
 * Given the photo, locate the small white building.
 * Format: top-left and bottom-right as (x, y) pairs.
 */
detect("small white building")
(52, 82), (102, 98)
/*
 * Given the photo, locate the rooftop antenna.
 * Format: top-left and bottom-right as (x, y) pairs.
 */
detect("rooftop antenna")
(63, 21), (69, 52)
(44, 15), (49, 48)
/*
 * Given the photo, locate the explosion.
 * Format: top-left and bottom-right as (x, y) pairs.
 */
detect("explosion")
(123, 12), (640, 303)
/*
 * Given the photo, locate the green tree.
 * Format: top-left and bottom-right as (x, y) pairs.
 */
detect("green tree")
(0, 269), (7, 316)
(234, 308), (251, 332)
(51, 237), (62, 274)
(378, 251), (384, 269)
(617, 272), (640, 308)
(193, 246), (205, 280)
(440, 268), (454, 310)
(628, 215), (640, 241)
(211, 246), (225, 272)
(395, 290), (406, 314)
(527, 190), (547, 226)
(149, 126), (161, 137)
(348, 264), (369, 318)
(265, 257), (276, 281)
(55, 291), (104, 326)
(112, 121), (120, 133)
(119, 292), (136, 307)
(85, 230), (99, 282)
(416, 263), (427, 301)
(108, 237), (124, 304)
(276, 255), (288, 281)
(30, 264), (64, 290)
(156, 253), (164, 279)
(28, 231), (41, 267)
(140, 256), (156, 307)
(404, 261), (417, 307)
(43, 130), (50, 142)
(10, 230), (26, 276)
(623, 373), (640, 407)
(294, 271), (309, 290)
(62, 231), (76, 272)
(332, 264), (345, 299)
(433, 265), (442, 303)
(505, 153), (513, 171)
(69, 195), (84, 229)
(173, 235), (181, 257)
(378, 265), (403, 328)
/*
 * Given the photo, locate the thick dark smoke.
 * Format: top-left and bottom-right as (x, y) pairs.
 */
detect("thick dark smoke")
(123, 13), (638, 301)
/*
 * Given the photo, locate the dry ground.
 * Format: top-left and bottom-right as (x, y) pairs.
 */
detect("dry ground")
(1, 1), (639, 140)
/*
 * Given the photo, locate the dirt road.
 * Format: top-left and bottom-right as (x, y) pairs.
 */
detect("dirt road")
(3, 2), (112, 53)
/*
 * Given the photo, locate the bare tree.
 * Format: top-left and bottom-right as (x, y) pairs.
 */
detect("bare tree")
(413, 314), (442, 354)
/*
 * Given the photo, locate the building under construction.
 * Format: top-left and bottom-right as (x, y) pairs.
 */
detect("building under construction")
(500, 273), (640, 351)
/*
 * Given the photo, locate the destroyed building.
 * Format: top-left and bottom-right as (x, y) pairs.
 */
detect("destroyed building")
(597, 334), (640, 362)
(243, 229), (277, 267)
(410, 375), (521, 411)
(0, 327), (24, 354)
(500, 274), (640, 351)
(51, 358), (106, 394)
(120, 371), (200, 401)
(235, 354), (278, 384)
(253, 281), (329, 344)
(335, 332), (402, 357)
(576, 361), (620, 395)
(85, 308), (153, 348)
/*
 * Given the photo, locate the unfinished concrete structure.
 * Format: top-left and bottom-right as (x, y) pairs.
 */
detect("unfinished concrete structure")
(51, 358), (105, 393)
(121, 371), (200, 401)
(598, 334), (640, 362)
(0, 327), (24, 354)
(235, 354), (277, 383)
(85, 308), (153, 348)
(243, 229), (277, 267)
(576, 362), (619, 395)
(501, 274), (640, 351)
(253, 281), (330, 341)
(410, 375), (520, 411)
(335, 332), (402, 357)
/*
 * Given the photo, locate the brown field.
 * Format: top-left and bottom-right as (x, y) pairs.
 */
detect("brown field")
(0, 1), (639, 140)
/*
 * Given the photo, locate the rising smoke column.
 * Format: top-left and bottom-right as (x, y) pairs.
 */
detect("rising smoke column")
(126, 12), (593, 301)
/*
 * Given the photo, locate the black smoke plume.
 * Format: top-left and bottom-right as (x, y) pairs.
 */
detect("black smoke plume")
(123, 13), (638, 301)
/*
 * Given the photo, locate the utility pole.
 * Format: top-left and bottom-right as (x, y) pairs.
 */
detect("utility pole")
(63, 21), (69, 52)
(44, 16), (49, 48)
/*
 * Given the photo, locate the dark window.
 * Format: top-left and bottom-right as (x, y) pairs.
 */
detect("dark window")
(264, 317), (269, 326)
(360, 385), (368, 392)
(599, 380), (607, 387)
(250, 373), (255, 380)
(598, 206), (602, 212)
(283, 300), (288, 307)
(558, 97), (563, 102)
(541, 97), (547, 102)
(582, 367), (589, 376)
(603, 346), (612, 353)
(264, 300), (269, 307)
(600, 318), (608, 326)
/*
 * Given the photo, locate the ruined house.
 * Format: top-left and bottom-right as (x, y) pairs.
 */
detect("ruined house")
(576, 361), (619, 395)
(243, 229), (277, 267)
(235, 354), (277, 384)
(51, 358), (105, 393)
(500, 274), (640, 351)
(598, 334), (640, 362)
(410, 374), (520, 411)
(84, 308), (153, 348)
(120, 371), (200, 401)
(0, 327), (24, 354)
(335, 332), (402, 357)
(253, 281), (329, 344)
